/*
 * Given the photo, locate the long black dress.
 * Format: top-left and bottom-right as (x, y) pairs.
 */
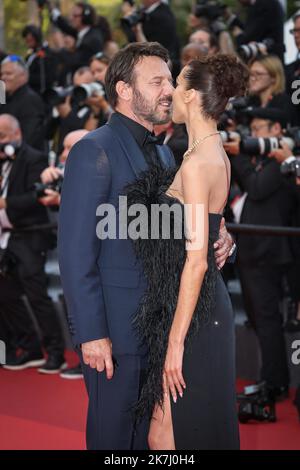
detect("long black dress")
(124, 166), (240, 450)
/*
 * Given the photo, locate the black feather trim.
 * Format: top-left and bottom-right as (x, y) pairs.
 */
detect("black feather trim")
(123, 165), (218, 422)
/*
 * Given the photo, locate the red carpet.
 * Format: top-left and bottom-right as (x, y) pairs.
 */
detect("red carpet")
(0, 352), (299, 450)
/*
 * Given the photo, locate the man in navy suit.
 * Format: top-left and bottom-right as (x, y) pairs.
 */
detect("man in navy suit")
(58, 42), (235, 450)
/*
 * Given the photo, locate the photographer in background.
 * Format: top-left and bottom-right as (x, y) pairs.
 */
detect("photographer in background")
(229, 0), (284, 61)
(88, 53), (113, 127)
(0, 55), (46, 152)
(121, 0), (180, 76)
(0, 114), (66, 373)
(180, 42), (208, 68)
(48, 1), (103, 75)
(188, 1), (235, 55)
(39, 129), (88, 380)
(189, 26), (219, 55)
(268, 142), (300, 332)
(46, 66), (103, 154)
(229, 107), (296, 400)
(22, 25), (57, 96)
(248, 55), (292, 121)
(38, 129), (88, 209)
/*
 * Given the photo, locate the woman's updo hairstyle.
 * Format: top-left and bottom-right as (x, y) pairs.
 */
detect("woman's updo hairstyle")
(183, 54), (249, 121)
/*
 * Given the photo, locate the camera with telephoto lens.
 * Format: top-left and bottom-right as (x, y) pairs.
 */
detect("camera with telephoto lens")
(121, 7), (148, 28)
(238, 38), (274, 63)
(221, 131), (297, 158)
(219, 97), (253, 131)
(237, 382), (277, 424)
(240, 136), (295, 157)
(44, 82), (104, 108)
(239, 126), (300, 158)
(281, 156), (300, 178)
(43, 86), (74, 107)
(72, 82), (105, 107)
(194, 0), (226, 21)
(34, 163), (64, 198)
(34, 177), (63, 199)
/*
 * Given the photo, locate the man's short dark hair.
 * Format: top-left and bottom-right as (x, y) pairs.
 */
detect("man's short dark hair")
(105, 42), (169, 109)
(22, 24), (42, 45)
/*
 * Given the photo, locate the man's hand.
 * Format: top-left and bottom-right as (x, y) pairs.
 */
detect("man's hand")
(268, 141), (293, 164)
(38, 188), (61, 206)
(81, 338), (114, 379)
(232, 25), (243, 37)
(223, 140), (240, 156)
(0, 197), (7, 210)
(41, 167), (63, 184)
(214, 217), (234, 269)
(86, 94), (110, 114)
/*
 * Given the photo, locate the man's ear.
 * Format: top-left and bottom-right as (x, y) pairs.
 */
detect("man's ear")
(116, 81), (132, 102)
(271, 121), (281, 136)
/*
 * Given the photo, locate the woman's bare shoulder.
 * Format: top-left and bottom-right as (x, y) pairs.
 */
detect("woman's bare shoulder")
(181, 151), (226, 180)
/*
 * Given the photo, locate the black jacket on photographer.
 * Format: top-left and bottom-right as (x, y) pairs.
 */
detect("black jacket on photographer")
(231, 151), (296, 388)
(4, 143), (52, 252)
(0, 142), (65, 360)
(235, 0), (284, 61)
(123, 2), (180, 76)
(50, 11), (103, 75)
(46, 102), (92, 155)
(247, 93), (293, 128)
(25, 43), (58, 95)
(231, 154), (295, 265)
(0, 84), (46, 152)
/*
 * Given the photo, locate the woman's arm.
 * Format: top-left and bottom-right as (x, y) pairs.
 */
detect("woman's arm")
(164, 158), (212, 403)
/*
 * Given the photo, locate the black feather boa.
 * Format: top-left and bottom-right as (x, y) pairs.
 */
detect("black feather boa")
(124, 165), (218, 422)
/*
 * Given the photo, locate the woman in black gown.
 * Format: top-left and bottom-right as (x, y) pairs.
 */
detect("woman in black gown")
(125, 54), (249, 450)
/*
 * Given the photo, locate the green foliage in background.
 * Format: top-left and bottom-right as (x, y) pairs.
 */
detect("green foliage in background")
(3, 0), (300, 57)
(4, 0), (28, 55)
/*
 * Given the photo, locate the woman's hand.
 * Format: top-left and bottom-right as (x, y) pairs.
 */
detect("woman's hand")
(164, 337), (186, 403)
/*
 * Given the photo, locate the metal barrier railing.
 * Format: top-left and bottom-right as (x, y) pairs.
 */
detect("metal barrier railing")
(12, 222), (300, 237)
(227, 223), (300, 237)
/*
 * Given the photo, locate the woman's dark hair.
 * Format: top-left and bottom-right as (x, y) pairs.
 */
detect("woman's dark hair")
(105, 42), (169, 108)
(184, 54), (249, 121)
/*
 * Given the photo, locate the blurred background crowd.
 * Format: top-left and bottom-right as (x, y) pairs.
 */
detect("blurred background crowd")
(0, 0), (300, 422)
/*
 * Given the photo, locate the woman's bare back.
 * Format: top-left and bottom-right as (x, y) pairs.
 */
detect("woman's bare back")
(166, 138), (230, 215)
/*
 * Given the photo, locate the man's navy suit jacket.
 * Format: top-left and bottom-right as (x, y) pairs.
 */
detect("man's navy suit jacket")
(58, 113), (175, 354)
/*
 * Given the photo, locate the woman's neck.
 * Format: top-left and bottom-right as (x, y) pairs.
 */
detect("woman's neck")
(185, 115), (218, 147)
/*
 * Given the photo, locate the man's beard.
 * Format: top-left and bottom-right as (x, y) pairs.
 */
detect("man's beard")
(132, 88), (172, 125)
